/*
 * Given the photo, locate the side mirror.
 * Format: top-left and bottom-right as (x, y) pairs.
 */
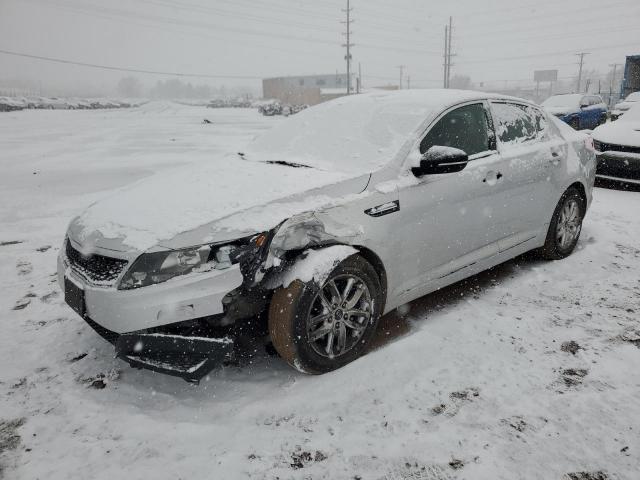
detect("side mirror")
(412, 146), (469, 176)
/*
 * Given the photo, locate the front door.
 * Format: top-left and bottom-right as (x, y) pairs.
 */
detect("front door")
(394, 102), (503, 299)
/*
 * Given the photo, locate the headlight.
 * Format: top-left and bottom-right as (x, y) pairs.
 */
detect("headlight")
(118, 243), (241, 290)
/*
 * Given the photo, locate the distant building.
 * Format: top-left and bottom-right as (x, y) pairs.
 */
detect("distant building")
(262, 74), (353, 105)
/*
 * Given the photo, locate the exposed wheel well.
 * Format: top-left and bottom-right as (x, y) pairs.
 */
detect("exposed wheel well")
(567, 181), (587, 206)
(353, 246), (388, 312)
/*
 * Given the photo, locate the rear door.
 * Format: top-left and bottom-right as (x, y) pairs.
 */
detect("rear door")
(488, 101), (561, 251)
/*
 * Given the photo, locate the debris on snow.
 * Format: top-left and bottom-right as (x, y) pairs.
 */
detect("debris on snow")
(12, 299), (30, 311)
(0, 418), (25, 459)
(80, 369), (120, 389)
(561, 341), (583, 355)
(16, 260), (32, 275)
(563, 472), (610, 480)
(289, 448), (327, 469)
(449, 387), (480, 401)
(35, 245), (51, 252)
(620, 329), (640, 347)
(0, 240), (23, 247)
(561, 368), (588, 387)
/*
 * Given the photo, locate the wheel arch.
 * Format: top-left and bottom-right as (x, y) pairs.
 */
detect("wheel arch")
(351, 245), (388, 313)
(567, 181), (587, 206)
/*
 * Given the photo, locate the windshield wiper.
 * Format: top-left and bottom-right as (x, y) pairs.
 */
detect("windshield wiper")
(237, 152), (312, 169)
(264, 160), (311, 169)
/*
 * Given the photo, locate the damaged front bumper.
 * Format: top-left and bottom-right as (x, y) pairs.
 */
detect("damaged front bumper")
(83, 313), (235, 382)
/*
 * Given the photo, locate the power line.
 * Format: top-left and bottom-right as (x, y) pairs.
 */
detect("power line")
(0, 49), (265, 79)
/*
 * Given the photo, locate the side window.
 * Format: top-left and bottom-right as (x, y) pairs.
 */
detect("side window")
(491, 102), (538, 146)
(529, 106), (551, 139)
(420, 103), (491, 156)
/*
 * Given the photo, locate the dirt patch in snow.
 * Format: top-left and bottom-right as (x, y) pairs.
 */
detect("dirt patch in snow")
(563, 472), (610, 480)
(80, 369), (121, 389)
(289, 448), (328, 469)
(0, 418), (24, 454)
(562, 368), (589, 387)
(0, 241), (23, 247)
(561, 341), (582, 355)
(0, 418), (26, 477)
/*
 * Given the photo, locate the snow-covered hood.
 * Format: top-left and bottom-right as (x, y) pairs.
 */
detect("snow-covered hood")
(614, 101), (636, 112)
(69, 154), (370, 253)
(593, 121), (640, 148)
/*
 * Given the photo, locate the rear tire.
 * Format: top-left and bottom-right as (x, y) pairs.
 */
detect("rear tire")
(269, 253), (382, 374)
(539, 187), (585, 260)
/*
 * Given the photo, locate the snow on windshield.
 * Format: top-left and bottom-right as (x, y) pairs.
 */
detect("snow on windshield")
(626, 92), (640, 102)
(542, 94), (582, 109)
(245, 92), (437, 173)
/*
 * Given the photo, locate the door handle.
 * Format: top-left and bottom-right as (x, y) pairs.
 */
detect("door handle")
(482, 171), (503, 184)
(549, 149), (562, 166)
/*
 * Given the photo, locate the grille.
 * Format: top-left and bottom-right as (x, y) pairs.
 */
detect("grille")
(593, 139), (640, 155)
(66, 240), (128, 285)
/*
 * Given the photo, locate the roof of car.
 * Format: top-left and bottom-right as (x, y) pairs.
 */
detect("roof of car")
(348, 89), (531, 108)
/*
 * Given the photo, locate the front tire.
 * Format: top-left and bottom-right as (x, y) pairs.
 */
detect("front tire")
(540, 187), (585, 260)
(269, 254), (382, 374)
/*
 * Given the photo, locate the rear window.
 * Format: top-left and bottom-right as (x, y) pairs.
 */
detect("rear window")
(491, 102), (540, 146)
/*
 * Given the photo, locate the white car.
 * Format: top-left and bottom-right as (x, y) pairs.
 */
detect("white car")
(592, 102), (640, 185)
(58, 90), (596, 380)
(611, 91), (640, 121)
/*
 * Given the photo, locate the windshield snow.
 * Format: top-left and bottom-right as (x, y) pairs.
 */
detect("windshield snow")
(542, 94), (582, 109)
(626, 92), (640, 102)
(244, 93), (434, 173)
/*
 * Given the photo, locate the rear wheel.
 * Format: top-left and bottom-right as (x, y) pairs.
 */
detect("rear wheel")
(540, 187), (585, 260)
(269, 254), (382, 374)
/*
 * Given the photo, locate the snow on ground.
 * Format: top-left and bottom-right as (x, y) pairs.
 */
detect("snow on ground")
(1, 103), (639, 480)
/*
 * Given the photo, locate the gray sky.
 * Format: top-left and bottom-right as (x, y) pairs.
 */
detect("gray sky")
(1, 0), (638, 95)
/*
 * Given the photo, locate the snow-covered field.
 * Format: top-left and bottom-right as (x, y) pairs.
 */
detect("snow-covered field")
(1, 103), (639, 480)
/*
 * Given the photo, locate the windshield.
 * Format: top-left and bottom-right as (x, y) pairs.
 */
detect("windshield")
(542, 94), (582, 109)
(245, 93), (433, 173)
(626, 92), (640, 102)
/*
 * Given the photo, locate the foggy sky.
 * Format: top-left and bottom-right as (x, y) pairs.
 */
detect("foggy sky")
(1, 0), (638, 96)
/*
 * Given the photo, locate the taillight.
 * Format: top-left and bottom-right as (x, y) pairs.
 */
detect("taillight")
(584, 136), (595, 152)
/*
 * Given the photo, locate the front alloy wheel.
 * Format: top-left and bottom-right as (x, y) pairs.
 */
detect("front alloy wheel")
(269, 254), (382, 374)
(307, 274), (373, 359)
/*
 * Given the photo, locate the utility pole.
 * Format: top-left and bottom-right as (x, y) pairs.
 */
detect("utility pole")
(341, 0), (354, 95)
(358, 62), (362, 92)
(397, 65), (406, 89)
(609, 63), (622, 104)
(443, 17), (454, 88)
(407, 75), (411, 89)
(575, 52), (589, 93)
(447, 16), (453, 88)
(443, 24), (448, 88)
